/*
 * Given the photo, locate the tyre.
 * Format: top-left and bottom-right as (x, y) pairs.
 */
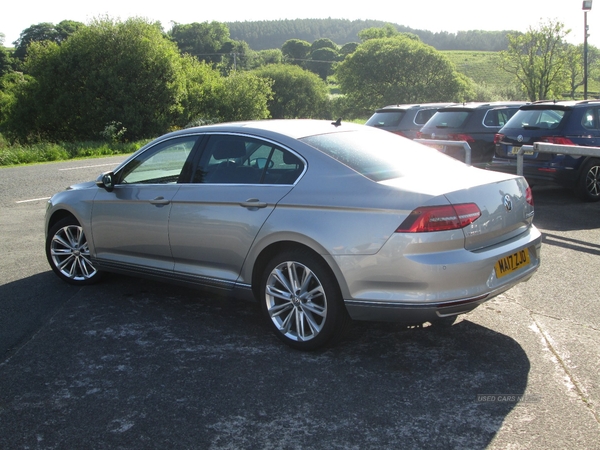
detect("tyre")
(577, 158), (600, 202)
(259, 249), (351, 351)
(46, 216), (102, 285)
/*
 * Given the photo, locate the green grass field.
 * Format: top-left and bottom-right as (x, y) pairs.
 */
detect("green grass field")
(443, 50), (600, 100)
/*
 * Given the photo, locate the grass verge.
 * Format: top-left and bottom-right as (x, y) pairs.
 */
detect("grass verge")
(0, 137), (149, 166)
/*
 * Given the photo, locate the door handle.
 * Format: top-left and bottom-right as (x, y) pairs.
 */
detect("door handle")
(240, 198), (267, 209)
(150, 196), (171, 206)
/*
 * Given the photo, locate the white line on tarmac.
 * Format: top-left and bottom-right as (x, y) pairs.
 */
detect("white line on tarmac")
(59, 163), (119, 171)
(15, 197), (52, 204)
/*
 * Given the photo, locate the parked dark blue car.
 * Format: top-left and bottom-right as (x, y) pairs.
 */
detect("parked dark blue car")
(488, 100), (600, 201)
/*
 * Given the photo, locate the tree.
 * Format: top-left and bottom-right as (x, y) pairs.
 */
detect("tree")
(500, 20), (570, 101)
(0, 47), (13, 77)
(564, 43), (600, 99)
(306, 47), (338, 80)
(169, 21), (232, 66)
(219, 39), (254, 72)
(250, 49), (283, 69)
(12, 21), (84, 61)
(281, 39), (310, 65)
(339, 42), (359, 58)
(6, 18), (189, 142)
(358, 24), (399, 42)
(311, 38), (337, 52)
(213, 72), (272, 121)
(336, 36), (471, 114)
(252, 64), (329, 119)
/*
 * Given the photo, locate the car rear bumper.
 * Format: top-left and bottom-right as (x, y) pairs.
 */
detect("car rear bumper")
(486, 158), (579, 188)
(339, 224), (542, 323)
(344, 271), (533, 322)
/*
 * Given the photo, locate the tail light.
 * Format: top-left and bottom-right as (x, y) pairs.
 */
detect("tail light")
(396, 203), (481, 233)
(494, 133), (505, 144)
(541, 136), (575, 145)
(415, 131), (424, 139)
(448, 133), (475, 143)
(526, 186), (534, 206)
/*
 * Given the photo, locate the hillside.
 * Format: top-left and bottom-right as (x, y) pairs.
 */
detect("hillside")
(443, 51), (515, 88)
(226, 19), (512, 52)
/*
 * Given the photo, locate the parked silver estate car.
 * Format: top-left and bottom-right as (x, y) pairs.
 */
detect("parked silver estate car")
(45, 120), (542, 350)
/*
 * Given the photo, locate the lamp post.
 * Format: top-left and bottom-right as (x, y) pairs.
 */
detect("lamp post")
(583, 0), (593, 100)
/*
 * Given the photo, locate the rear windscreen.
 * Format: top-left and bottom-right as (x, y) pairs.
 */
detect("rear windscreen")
(504, 109), (566, 130)
(425, 111), (470, 129)
(365, 111), (406, 128)
(301, 129), (463, 182)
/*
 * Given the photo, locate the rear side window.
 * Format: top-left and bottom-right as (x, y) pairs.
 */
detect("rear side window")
(483, 108), (518, 127)
(581, 108), (598, 130)
(366, 111), (406, 128)
(504, 109), (566, 130)
(414, 109), (438, 125)
(426, 111), (470, 129)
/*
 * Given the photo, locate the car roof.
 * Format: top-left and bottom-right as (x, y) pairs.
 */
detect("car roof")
(520, 99), (600, 110)
(437, 101), (528, 112)
(162, 119), (367, 141)
(375, 103), (455, 112)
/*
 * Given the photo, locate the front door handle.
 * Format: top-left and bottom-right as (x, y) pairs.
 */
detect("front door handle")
(240, 198), (267, 209)
(150, 196), (171, 206)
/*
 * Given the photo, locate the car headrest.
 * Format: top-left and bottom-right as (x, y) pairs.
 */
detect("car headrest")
(213, 139), (247, 160)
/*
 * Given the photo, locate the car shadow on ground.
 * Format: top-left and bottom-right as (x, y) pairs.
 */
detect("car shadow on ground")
(0, 273), (530, 449)
(531, 185), (600, 232)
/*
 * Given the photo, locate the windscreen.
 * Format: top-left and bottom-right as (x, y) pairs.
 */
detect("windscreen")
(301, 129), (463, 182)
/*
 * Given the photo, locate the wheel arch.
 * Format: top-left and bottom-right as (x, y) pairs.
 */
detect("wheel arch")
(250, 240), (348, 302)
(46, 209), (78, 235)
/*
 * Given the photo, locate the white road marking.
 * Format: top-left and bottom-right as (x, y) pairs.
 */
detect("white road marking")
(59, 162), (119, 171)
(16, 197), (52, 204)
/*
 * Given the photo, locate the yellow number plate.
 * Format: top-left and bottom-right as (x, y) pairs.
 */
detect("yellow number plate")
(429, 144), (445, 151)
(495, 249), (530, 278)
(509, 146), (534, 155)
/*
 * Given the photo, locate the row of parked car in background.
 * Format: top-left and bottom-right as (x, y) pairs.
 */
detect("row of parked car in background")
(366, 100), (600, 201)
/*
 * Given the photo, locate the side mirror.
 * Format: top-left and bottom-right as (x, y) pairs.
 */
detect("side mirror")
(96, 171), (115, 192)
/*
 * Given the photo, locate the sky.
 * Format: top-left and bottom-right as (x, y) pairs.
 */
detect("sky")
(1, 0), (599, 48)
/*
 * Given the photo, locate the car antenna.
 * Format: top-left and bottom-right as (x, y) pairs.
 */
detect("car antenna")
(331, 118), (342, 127)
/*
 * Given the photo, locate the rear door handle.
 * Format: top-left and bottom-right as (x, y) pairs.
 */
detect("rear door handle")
(150, 196), (171, 206)
(240, 198), (267, 209)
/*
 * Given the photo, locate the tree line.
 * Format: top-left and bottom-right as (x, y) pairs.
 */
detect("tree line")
(0, 18), (597, 145)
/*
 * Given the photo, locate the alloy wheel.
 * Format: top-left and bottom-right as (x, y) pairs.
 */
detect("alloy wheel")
(50, 224), (97, 282)
(265, 260), (328, 342)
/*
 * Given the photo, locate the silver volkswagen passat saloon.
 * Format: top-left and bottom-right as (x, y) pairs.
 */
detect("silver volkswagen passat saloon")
(46, 120), (542, 350)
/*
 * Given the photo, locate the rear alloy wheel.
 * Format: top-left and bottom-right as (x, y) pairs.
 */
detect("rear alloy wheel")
(260, 250), (350, 350)
(46, 217), (101, 285)
(577, 158), (600, 202)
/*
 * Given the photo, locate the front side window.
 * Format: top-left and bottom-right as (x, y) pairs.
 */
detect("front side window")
(118, 137), (198, 184)
(193, 135), (304, 185)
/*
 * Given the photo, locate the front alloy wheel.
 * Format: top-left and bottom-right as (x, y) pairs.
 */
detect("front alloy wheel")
(46, 217), (101, 285)
(260, 250), (350, 350)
